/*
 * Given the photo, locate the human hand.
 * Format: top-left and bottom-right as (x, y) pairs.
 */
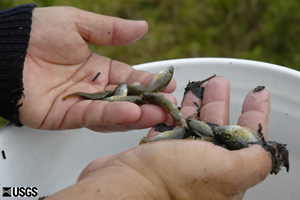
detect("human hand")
(19, 7), (176, 131)
(46, 77), (272, 200)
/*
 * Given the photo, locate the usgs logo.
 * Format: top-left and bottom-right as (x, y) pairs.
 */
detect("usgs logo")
(2, 187), (38, 197)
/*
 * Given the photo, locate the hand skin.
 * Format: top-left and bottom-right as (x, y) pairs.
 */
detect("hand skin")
(46, 77), (272, 200)
(19, 6), (176, 131)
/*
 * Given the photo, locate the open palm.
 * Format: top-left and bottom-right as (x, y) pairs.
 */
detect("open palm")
(19, 7), (176, 131)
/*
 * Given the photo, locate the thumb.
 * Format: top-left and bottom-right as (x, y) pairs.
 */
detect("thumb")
(230, 145), (272, 190)
(71, 7), (148, 46)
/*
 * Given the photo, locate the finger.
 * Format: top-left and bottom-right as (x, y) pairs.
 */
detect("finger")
(230, 145), (272, 190)
(71, 7), (148, 46)
(237, 87), (270, 137)
(61, 93), (176, 132)
(200, 77), (230, 125)
(180, 90), (202, 119)
(70, 57), (176, 94)
(60, 100), (138, 130)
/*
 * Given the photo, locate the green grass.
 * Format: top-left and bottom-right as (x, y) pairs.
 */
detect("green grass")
(1, 0), (300, 128)
(0, 117), (8, 128)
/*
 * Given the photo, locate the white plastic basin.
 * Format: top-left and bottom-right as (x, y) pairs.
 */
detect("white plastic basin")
(0, 58), (299, 199)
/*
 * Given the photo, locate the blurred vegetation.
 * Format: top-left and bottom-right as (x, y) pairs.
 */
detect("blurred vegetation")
(1, 0), (300, 127)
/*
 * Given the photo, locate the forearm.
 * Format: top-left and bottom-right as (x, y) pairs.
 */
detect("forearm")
(0, 4), (36, 126)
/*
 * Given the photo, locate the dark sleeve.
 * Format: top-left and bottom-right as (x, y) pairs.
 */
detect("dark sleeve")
(0, 4), (36, 127)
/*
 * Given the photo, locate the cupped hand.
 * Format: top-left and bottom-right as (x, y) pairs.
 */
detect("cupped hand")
(46, 77), (272, 200)
(19, 7), (176, 131)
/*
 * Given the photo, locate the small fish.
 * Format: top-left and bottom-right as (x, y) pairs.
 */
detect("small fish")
(62, 90), (113, 101)
(128, 82), (146, 95)
(213, 125), (262, 144)
(211, 124), (289, 174)
(103, 95), (143, 105)
(141, 92), (188, 129)
(187, 118), (214, 139)
(139, 127), (186, 144)
(113, 82), (128, 96)
(145, 66), (174, 93)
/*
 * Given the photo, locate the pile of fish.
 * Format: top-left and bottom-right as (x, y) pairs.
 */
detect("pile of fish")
(62, 66), (289, 175)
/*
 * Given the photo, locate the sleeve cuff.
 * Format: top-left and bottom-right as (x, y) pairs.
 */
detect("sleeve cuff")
(0, 4), (37, 127)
